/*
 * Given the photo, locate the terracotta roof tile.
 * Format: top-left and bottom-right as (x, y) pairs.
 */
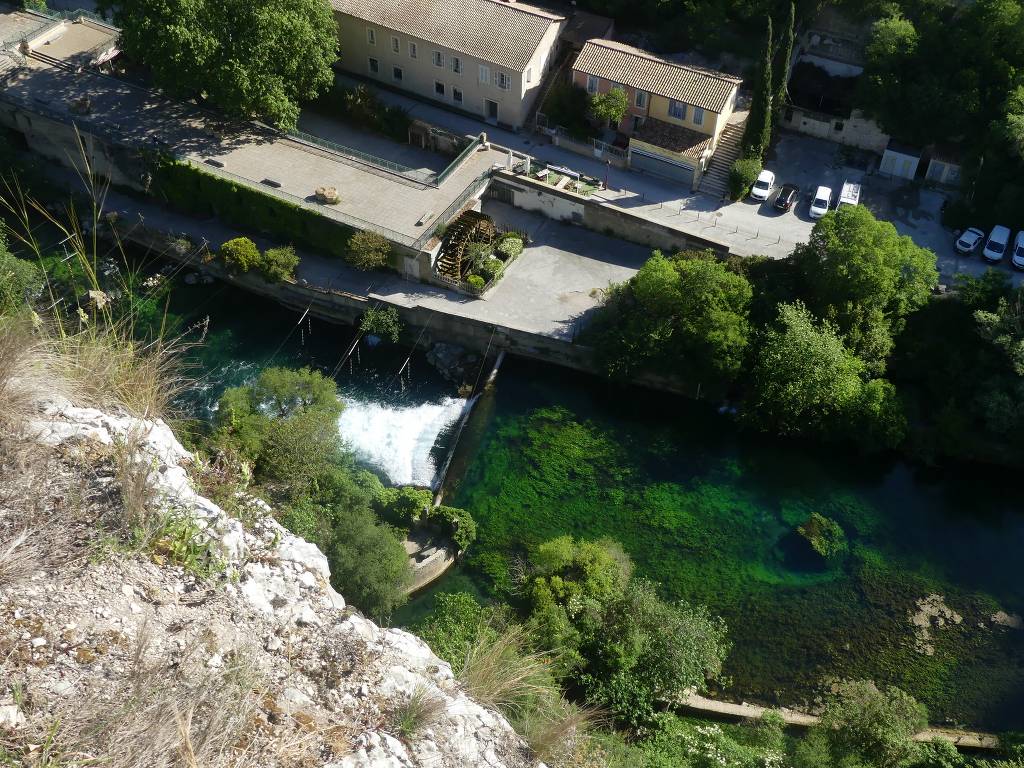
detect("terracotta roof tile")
(331, 0), (563, 72)
(632, 118), (713, 162)
(573, 39), (741, 113)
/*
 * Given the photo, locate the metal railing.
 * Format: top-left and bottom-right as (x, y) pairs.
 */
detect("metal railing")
(286, 127), (434, 185)
(435, 133), (483, 185)
(412, 170), (491, 251)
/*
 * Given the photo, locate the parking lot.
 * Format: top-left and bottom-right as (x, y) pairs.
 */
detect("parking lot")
(761, 133), (1024, 286)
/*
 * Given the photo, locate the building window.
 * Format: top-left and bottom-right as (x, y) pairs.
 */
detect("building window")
(451, 56), (462, 74)
(409, 41), (417, 58)
(391, 36), (399, 53)
(479, 64), (490, 84)
(526, 68), (533, 84)
(433, 50), (444, 67)
(635, 89), (647, 108)
(834, 120), (844, 132)
(632, 115), (645, 131)
(393, 66), (403, 81)
(669, 100), (687, 120)
(453, 86), (463, 103)
(366, 28), (375, 45)
(693, 106), (704, 126)
(497, 71), (511, 90)
(368, 57), (379, 74)
(435, 81), (445, 97)
(586, 74), (598, 94)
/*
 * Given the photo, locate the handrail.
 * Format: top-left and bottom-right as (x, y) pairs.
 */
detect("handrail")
(435, 133), (483, 185)
(412, 170), (491, 250)
(286, 127), (433, 184)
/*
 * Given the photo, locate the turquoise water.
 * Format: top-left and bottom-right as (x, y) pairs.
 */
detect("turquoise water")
(168, 276), (1024, 730)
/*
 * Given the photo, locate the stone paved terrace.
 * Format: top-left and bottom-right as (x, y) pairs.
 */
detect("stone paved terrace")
(0, 5), (506, 247)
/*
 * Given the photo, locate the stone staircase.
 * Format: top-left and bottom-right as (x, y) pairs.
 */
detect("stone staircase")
(699, 119), (745, 199)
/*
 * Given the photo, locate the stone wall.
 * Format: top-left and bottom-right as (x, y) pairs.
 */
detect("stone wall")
(490, 171), (730, 255)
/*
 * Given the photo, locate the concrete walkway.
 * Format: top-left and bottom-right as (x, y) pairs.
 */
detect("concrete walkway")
(89, 176), (645, 341)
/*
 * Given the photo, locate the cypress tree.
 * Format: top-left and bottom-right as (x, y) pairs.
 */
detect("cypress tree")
(743, 16), (773, 159)
(773, 2), (795, 112)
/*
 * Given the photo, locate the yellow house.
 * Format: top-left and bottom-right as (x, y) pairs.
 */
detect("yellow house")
(331, 0), (564, 129)
(572, 39), (742, 189)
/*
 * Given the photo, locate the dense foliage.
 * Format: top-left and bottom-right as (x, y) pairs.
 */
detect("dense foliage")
(360, 306), (403, 343)
(346, 230), (393, 271)
(589, 250), (752, 387)
(590, 87), (629, 126)
(0, 234), (42, 314)
(587, 206), (934, 452)
(101, 0), (336, 129)
(207, 366), (411, 619)
(858, 0), (1024, 224)
(742, 17), (774, 159)
(218, 237), (261, 274)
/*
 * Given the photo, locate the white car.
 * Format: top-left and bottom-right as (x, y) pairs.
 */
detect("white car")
(955, 227), (986, 254)
(809, 186), (832, 219)
(1011, 231), (1024, 270)
(749, 170), (775, 201)
(982, 225), (1011, 263)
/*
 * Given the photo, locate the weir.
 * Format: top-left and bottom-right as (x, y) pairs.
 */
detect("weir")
(433, 350), (506, 506)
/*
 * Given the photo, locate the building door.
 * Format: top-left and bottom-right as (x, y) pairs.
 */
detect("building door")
(485, 99), (499, 124)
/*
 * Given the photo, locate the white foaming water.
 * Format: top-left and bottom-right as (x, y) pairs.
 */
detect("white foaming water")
(338, 396), (468, 487)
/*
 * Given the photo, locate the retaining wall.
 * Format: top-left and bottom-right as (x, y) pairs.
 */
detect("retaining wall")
(490, 171), (730, 256)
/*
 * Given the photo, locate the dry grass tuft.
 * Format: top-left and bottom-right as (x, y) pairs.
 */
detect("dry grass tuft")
(390, 684), (446, 740)
(458, 624), (554, 720)
(40, 622), (267, 768)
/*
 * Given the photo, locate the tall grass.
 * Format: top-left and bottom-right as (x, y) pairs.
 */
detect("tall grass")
(0, 135), (192, 420)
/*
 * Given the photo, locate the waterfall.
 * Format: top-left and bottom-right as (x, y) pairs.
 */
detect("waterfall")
(338, 396), (468, 487)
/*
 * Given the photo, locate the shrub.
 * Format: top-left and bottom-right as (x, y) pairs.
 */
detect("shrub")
(475, 257), (504, 283)
(467, 275), (486, 294)
(542, 82), (598, 140)
(360, 306), (403, 343)
(465, 242), (493, 269)
(327, 504), (411, 620)
(219, 237), (261, 273)
(431, 505), (478, 551)
(589, 87), (629, 125)
(0, 246), (42, 314)
(729, 157), (763, 200)
(376, 486), (432, 527)
(496, 237), (523, 260)
(346, 230), (392, 271)
(797, 512), (848, 561)
(412, 591), (490, 671)
(314, 85), (413, 143)
(260, 245), (299, 282)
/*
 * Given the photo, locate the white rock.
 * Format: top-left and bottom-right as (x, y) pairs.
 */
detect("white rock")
(0, 705), (25, 729)
(31, 637), (46, 648)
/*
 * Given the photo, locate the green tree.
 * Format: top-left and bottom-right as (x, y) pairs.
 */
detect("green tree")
(375, 486), (432, 527)
(590, 251), (752, 386)
(975, 288), (1024, 375)
(327, 504), (412, 620)
(0, 243), (42, 314)
(411, 592), (494, 671)
(360, 306), (403, 343)
(590, 87), (629, 126)
(747, 302), (905, 447)
(219, 237), (261, 273)
(260, 245), (299, 283)
(792, 205), (938, 373)
(742, 16), (773, 158)
(101, 0), (336, 129)
(807, 681), (928, 768)
(346, 230), (393, 271)
(773, 2), (795, 111)
(580, 579), (729, 730)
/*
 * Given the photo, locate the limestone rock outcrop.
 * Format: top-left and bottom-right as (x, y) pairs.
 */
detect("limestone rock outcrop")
(1, 397), (536, 767)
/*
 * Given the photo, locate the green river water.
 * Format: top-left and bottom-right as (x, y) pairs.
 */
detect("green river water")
(169, 277), (1024, 731)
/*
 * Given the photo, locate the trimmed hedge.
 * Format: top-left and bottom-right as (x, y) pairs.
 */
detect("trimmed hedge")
(152, 159), (353, 259)
(729, 157), (763, 201)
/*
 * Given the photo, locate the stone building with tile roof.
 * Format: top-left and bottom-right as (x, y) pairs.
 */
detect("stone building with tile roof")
(571, 39), (742, 190)
(331, 0), (564, 129)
